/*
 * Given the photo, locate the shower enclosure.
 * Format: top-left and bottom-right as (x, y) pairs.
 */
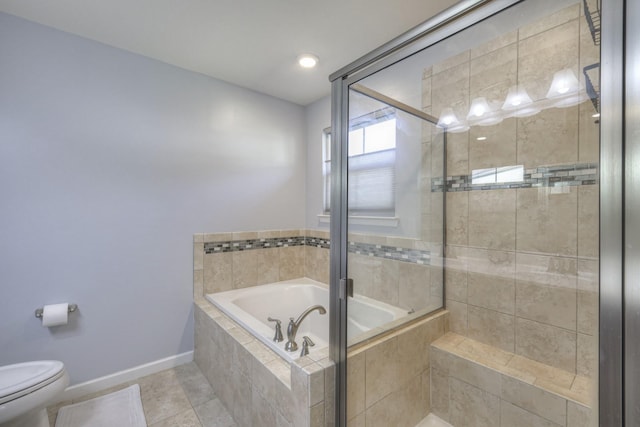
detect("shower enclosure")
(327, 0), (631, 425)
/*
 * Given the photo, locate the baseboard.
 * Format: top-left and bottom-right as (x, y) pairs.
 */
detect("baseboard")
(59, 351), (193, 402)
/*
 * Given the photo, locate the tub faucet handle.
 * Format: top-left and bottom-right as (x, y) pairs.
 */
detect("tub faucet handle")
(300, 336), (315, 357)
(267, 317), (284, 342)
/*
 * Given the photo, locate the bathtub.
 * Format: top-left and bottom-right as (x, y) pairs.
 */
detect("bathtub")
(205, 278), (408, 362)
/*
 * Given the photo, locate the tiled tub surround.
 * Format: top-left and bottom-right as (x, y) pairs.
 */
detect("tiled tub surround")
(194, 293), (448, 427)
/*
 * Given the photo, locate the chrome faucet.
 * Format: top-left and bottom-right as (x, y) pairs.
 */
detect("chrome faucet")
(285, 305), (326, 352)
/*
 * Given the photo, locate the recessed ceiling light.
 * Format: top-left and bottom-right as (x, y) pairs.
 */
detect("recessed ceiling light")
(476, 136), (487, 141)
(298, 54), (319, 69)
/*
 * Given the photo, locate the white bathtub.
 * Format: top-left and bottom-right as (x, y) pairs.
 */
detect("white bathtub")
(206, 278), (408, 362)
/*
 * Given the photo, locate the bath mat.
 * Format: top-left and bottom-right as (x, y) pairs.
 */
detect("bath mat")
(55, 384), (147, 427)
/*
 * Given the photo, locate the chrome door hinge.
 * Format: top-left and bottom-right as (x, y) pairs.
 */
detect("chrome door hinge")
(339, 278), (354, 300)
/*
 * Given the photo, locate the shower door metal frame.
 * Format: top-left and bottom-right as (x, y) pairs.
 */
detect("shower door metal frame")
(329, 0), (625, 426)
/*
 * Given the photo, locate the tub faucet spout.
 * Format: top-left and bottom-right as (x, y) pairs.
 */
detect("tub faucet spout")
(285, 305), (326, 352)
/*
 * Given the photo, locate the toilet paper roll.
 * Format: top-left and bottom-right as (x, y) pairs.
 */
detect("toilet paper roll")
(42, 303), (69, 327)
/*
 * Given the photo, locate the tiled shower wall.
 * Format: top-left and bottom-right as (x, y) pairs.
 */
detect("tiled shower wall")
(422, 3), (599, 382)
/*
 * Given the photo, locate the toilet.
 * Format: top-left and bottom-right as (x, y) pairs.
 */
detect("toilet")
(0, 361), (69, 427)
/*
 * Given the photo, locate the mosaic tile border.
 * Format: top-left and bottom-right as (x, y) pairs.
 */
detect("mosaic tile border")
(203, 236), (432, 266)
(431, 162), (598, 192)
(204, 236), (323, 253)
(348, 242), (431, 265)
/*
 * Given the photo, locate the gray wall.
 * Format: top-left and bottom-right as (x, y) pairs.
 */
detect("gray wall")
(0, 13), (306, 384)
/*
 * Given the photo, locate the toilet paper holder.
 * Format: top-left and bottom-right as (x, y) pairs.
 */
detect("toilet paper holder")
(35, 304), (78, 319)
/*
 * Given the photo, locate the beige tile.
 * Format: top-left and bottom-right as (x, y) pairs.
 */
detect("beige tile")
(258, 230), (281, 239)
(577, 259), (598, 292)
(251, 386), (276, 427)
(468, 189), (516, 251)
(433, 50), (470, 75)
(141, 379), (193, 425)
(278, 246), (304, 280)
(466, 248), (515, 314)
(150, 408), (203, 427)
(305, 246), (329, 285)
(422, 76), (432, 109)
(397, 321), (429, 385)
(516, 253), (578, 289)
(446, 192), (469, 246)
(347, 351), (365, 420)
(578, 99), (600, 163)
(448, 353), (502, 396)
(469, 118), (517, 172)
(204, 232), (232, 243)
(577, 288), (598, 336)
(577, 333), (597, 378)
(516, 318), (577, 372)
(471, 31), (518, 59)
(194, 269), (204, 298)
(399, 262), (431, 310)
(501, 375), (567, 425)
(516, 281), (577, 330)
(520, 4), (580, 39)
(446, 131), (470, 177)
(193, 398), (236, 427)
(256, 248), (280, 285)
(507, 355), (575, 390)
(430, 368), (450, 421)
(446, 300), (468, 335)
(518, 18), (580, 101)
(347, 412), (365, 427)
(516, 187), (578, 256)
(373, 258), (400, 307)
(500, 400), (562, 427)
(455, 337), (514, 369)
(175, 362), (216, 407)
(578, 185), (599, 258)
(445, 246), (468, 303)
(204, 252), (232, 294)
(194, 243), (204, 270)
(365, 336), (398, 407)
(470, 43), (517, 102)
(567, 401), (592, 427)
(232, 250), (258, 289)
(467, 305), (515, 352)
(449, 377), (500, 427)
(232, 231), (258, 241)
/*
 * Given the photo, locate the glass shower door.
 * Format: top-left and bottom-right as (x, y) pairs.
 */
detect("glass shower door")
(333, 0), (602, 425)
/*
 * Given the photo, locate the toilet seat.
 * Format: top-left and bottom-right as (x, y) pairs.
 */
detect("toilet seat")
(0, 361), (65, 405)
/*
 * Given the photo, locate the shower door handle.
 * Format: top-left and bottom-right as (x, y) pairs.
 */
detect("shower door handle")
(339, 278), (353, 300)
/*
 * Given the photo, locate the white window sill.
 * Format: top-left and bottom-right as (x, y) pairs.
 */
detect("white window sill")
(317, 214), (399, 227)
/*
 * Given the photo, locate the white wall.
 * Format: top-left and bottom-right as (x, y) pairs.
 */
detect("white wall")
(0, 13), (306, 384)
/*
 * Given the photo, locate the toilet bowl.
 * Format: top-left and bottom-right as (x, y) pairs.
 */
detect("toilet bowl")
(0, 361), (69, 427)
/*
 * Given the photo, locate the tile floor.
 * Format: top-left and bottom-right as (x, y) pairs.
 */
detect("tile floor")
(47, 362), (236, 427)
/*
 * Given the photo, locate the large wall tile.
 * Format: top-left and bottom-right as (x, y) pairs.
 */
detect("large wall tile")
(398, 262), (431, 310)
(446, 192), (469, 246)
(516, 281), (577, 330)
(347, 351), (365, 421)
(500, 399), (562, 427)
(500, 375), (567, 425)
(468, 189), (516, 251)
(445, 246), (468, 303)
(256, 248), (280, 285)
(467, 305), (515, 352)
(278, 246), (304, 281)
(578, 185), (599, 258)
(204, 252), (232, 294)
(449, 377), (500, 427)
(516, 187), (578, 256)
(232, 251), (258, 289)
(365, 337), (398, 408)
(466, 248), (515, 314)
(518, 4), (580, 40)
(470, 43), (517, 102)
(430, 368), (450, 421)
(469, 118), (517, 172)
(446, 299), (468, 335)
(515, 318), (577, 372)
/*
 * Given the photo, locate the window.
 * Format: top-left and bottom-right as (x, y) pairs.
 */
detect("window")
(323, 108), (397, 216)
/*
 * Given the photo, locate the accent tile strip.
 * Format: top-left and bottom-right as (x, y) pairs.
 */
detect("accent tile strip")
(431, 162), (598, 192)
(203, 236), (432, 266)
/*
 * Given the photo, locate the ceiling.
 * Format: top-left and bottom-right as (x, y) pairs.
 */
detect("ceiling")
(0, 0), (458, 105)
